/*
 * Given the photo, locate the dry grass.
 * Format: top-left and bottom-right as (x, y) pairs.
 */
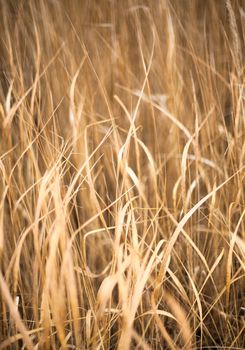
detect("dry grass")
(0, 0), (245, 349)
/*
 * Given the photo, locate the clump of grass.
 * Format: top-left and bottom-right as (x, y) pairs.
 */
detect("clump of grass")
(0, 1), (244, 349)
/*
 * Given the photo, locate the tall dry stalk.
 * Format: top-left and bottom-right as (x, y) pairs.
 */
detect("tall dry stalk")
(0, 1), (244, 349)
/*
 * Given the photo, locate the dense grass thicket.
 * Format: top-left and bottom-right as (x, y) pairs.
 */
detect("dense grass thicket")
(0, 1), (245, 349)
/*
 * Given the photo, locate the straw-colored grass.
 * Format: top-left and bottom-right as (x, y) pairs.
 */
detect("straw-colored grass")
(0, 1), (244, 349)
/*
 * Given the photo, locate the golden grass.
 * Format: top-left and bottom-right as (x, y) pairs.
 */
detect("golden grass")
(0, 0), (244, 349)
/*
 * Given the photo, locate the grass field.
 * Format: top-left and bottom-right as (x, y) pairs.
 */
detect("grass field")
(0, 1), (245, 349)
